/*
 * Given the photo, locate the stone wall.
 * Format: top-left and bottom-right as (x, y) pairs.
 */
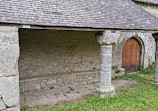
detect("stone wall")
(19, 29), (100, 80)
(19, 29), (101, 93)
(20, 71), (99, 92)
(0, 26), (20, 111)
(114, 32), (155, 68)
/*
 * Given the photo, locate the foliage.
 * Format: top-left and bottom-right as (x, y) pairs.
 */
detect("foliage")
(112, 65), (121, 74)
(139, 64), (154, 75)
(115, 69), (121, 74)
(112, 65), (118, 70)
(21, 107), (29, 111)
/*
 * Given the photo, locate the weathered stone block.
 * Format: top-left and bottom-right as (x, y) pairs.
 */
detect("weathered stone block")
(47, 79), (57, 85)
(0, 44), (19, 58)
(0, 32), (19, 44)
(81, 81), (88, 85)
(4, 106), (20, 111)
(0, 76), (19, 107)
(76, 75), (84, 80)
(0, 100), (6, 110)
(87, 80), (94, 84)
(20, 85), (25, 93)
(25, 83), (37, 91)
(94, 74), (99, 79)
(0, 44), (19, 77)
(56, 78), (63, 83)
(94, 78), (99, 82)
(62, 75), (76, 82)
(0, 26), (18, 45)
(37, 83), (41, 90)
(88, 76), (94, 81)
(0, 26), (18, 33)
(40, 81), (48, 89)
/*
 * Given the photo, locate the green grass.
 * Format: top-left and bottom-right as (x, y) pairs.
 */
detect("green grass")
(21, 70), (158, 111)
(139, 65), (154, 75)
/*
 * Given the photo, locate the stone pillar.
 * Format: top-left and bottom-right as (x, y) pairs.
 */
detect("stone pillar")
(96, 31), (120, 98)
(152, 33), (158, 84)
(0, 26), (20, 111)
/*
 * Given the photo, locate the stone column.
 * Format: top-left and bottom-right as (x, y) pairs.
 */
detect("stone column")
(96, 31), (120, 98)
(152, 33), (158, 84)
(0, 26), (20, 111)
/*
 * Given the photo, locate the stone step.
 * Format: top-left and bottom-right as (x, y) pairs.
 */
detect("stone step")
(112, 68), (125, 79)
(119, 68), (125, 72)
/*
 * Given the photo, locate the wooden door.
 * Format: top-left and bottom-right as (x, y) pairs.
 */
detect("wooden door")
(122, 38), (141, 73)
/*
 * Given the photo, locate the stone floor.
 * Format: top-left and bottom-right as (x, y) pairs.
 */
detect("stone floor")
(20, 79), (137, 108)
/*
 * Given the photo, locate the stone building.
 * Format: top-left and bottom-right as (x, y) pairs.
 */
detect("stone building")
(0, 0), (158, 110)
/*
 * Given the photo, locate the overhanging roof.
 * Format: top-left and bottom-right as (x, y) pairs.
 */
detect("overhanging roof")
(0, 0), (158, 30)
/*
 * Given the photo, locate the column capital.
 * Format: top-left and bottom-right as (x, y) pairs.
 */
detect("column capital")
(96, 30), (120, 45)
(152, 33), (158, 42)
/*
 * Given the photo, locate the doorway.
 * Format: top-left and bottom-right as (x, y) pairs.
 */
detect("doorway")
(122, 38), (142, 73)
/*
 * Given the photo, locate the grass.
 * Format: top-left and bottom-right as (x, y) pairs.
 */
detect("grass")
(21, 68), (158, 111)
(139, 65), (154, 75)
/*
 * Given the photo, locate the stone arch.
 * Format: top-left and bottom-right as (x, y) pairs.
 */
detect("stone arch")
(122, 37), (144, 72)
(115, 32), (154, 69)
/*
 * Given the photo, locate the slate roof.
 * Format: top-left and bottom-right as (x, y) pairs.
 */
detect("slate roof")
(133, 0), (158, 4)
(0, 0), (158, 30)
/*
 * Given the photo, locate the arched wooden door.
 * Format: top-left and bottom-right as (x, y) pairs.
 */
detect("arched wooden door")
(122, 38), (142, 73)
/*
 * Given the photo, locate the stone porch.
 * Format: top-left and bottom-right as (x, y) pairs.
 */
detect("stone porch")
(0, 25), (158, 111)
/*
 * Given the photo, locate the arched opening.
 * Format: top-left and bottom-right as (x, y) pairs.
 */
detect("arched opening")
(122, 37), (144, 73)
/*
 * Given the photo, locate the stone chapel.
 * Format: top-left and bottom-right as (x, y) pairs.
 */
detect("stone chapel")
(0, 0), (158, 110)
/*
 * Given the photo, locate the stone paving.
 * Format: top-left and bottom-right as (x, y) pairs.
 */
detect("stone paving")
(20, 79), (137, 108)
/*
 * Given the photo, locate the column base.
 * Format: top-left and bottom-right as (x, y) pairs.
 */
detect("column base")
(98, 85), (115, 98)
